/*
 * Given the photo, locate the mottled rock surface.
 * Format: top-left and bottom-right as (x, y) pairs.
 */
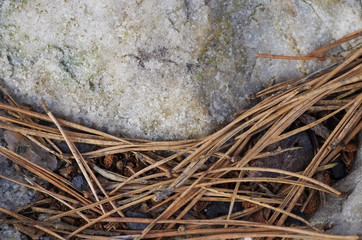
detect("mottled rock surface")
(0, 128), (36, 240)
(0, 0), (361, 239)
(0, 0), (360, 140)
(310, 133), (362, 235)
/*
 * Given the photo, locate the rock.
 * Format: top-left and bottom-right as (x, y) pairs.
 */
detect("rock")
(310, 133), (362, 235)
(3, 130), (58, 171)
(71, 173), (89, 191)
(331, 159), (348, 180)
(285, 210), (307, 227)
(54, 140), (95, 154)
(0, 0), (360, 140)
(204, 201), (243, 219)
(0, 129), (36, 240)
(125, 211), (153, 230)
(0, 0), (361, 237)
(0, 224), (29, 240)
(249, 131), (314, 178)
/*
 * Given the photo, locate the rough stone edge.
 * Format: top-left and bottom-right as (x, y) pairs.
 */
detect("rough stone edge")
(310, 131), (362, 235)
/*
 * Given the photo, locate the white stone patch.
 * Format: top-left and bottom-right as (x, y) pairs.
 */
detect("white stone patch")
(0, 0), (211, 139)
(0, 0), (361, 140)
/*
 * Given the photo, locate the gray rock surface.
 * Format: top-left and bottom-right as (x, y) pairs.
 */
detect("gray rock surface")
(0, 0), (361, 239)
(4, 130), (58, 171)
(0, 130), (36, 240)
(0, 224), (29, 240)
(310, 133), (362, 235)
(0, 0), (360, 140)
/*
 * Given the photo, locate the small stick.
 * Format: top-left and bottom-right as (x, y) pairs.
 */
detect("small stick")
(255, 54), (342, 61)
(0, 207), (66, 240)
(40, 99), (111, 216)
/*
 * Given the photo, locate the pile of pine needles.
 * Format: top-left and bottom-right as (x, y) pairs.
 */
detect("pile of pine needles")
(0, 30), (361, 240)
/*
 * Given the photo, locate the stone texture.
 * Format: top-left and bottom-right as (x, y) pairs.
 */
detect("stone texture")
(0, 0), (361, 238)
(0, 129), (36, 240)
(0, 0), (360, 140)
(310, 133), (362, 235)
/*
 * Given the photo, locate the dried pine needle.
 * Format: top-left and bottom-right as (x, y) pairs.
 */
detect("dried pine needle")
(0, 30), (360, 240)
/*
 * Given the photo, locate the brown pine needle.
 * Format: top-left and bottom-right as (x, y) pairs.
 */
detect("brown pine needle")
(0, 207), (66, 240)
(255, 54), (343, 61)
(0, 30), (360, 240)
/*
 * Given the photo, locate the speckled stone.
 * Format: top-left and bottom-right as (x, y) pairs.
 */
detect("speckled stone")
(0, 0), (360, 140)
(0, 0), (361, 238)
(71, 173), (89, 191)
(310, 133), (362, 235)
(0, 129), (36, 240)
